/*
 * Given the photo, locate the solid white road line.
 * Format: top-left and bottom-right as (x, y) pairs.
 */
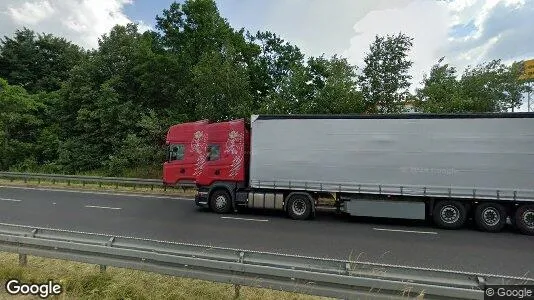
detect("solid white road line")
(221, 216), (269, 222)
(373, 228), (438, 235)
(0, 197), (22, 202)
(84, 205), (122, 210)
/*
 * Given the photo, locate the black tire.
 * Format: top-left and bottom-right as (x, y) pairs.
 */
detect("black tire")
(514, 205), (534, 236)
(433, 200), (467, 229)
(474, 203), (507, 233)
(209, 190), (232, 214)
(287, 194), (312, 220)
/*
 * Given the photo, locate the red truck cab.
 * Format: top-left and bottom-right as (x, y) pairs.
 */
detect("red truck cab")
(196, 119), (248, 186)
(194, 119), (249, 211)
(163, 118), (249, 211)
(163, 120), (209, 186)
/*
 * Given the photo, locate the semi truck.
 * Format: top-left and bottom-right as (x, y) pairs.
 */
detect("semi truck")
(162, 113), (534, 235)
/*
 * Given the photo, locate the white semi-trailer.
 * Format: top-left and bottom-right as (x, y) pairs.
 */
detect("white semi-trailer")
(164, 113), (534, 235)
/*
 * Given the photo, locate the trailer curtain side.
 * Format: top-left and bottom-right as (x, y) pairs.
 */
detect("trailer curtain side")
(249, 115), (534, 202)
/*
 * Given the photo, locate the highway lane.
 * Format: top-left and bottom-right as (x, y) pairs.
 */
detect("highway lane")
(0, 185), (533, 277)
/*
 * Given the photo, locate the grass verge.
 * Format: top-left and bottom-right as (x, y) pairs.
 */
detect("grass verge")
(0, 178), (197, 198)
(0, 252), (327, 300)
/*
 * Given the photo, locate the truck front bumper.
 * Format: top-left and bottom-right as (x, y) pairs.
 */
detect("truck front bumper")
(195, 189), (209, 208)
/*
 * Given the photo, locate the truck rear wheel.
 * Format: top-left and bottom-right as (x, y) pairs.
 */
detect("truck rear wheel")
(433, 200), (467, 229)
(474, 203), (506, 233)
(210, 190), (232, 214)
(287, 194), (312, 220)
(515, 205), (534, 235)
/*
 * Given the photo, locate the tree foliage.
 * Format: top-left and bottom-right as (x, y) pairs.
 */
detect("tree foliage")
(0, 0), (530, 176)
(359, 33), (414, 113)
(417, 58), (531, 113)
(0, 28), (85, 93)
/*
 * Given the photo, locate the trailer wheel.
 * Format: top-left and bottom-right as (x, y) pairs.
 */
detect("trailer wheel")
(433, 201), (467, 229)
(474, 203), (506, 233)
(210, 190), (232, 214)
(287, 194), (312, 220)
(515, 205), (534, 236)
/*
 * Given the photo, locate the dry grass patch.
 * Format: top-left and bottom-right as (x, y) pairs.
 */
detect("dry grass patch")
(0, 252), (328, 300)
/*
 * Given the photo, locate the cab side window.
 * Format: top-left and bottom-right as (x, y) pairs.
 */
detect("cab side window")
(206, 144), (220, 161)
(169, 144), (185, 161)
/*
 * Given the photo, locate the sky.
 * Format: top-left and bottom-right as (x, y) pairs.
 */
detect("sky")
(1, 0), (533, 110)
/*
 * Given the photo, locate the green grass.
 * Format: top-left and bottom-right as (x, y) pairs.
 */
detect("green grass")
(0, 252), (327, 300)
(0, 178), (197, 198)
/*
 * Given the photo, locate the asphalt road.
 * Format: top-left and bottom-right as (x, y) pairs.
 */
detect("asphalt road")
(0, 185), (532, 277)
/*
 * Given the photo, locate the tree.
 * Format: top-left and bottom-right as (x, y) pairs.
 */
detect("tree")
(0, 78), (44, 170)
(57, 24), (152, 173)
(416, 57), (463, 113)
(156, 0), (257, 120)
(359, 33), (414, 114)
(192, 48), (253, 121)
(417, 58), (532, 113)
(0, 28), (84, 94)
(305, 55), (364, 114)
(460, 60), (529, 112)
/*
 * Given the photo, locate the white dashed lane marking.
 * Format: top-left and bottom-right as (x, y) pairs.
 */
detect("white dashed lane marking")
(0, 198), (22, 202)
(373, 228), (438, 235)
(84, 205), (122, 210)
(221, 216), (269, 222)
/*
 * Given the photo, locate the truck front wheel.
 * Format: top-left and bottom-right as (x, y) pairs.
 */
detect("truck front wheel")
(433, 200), (467, 229)
(474, 203), (506, 233)
(515, 205), (534, 235)
(210, 190), (232, 214)
(287, 194), (312, 220)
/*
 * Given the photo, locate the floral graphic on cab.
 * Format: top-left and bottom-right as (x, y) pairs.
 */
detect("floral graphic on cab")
(191, 130), (208, 176)
(225, 130), (244, 177)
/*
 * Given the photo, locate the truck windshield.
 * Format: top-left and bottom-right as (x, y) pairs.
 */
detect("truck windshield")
(168, 144), (185, 162)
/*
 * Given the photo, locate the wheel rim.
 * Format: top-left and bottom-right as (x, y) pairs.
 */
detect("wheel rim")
(482, 207), (500, 227)
(441, 205), (460, 224)
(215, 195), (227, 210)
(292, 198), (306, 216)
(523, 210), (534, 229)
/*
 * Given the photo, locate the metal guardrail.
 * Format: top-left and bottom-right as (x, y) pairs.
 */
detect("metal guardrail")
(0, 171), (196, 189)
(0, 223), (532, 300)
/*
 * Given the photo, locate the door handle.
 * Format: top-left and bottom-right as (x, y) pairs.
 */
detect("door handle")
(180, 168), (185, 174)
(215, 169), (220, 175)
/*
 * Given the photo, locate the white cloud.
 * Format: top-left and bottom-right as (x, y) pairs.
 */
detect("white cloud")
(8, 0), (54, 24)
(343, 0), (450, 90)
(341, 0), (534, 93)
(219, 0), (414, 59)
(0, 0), (151, 50)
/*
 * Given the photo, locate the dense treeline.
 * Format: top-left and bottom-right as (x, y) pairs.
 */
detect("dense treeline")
(0, 0), (531, 177)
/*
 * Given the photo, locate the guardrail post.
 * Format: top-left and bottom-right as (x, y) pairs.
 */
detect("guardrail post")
(99, 181), (102, 188)
(38, 178), (41, 184)
(115, 183), (118, 189)
(345, 262), (351, 275)
(24, 176), (27, 183)
(19, 254), (27, 266)
(99, 237), (115, 273)
(477, 276), (486, 289)
(67, 180), (71, 186)
(234, 251), (245, 299)
(151, 185), (154, 191)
